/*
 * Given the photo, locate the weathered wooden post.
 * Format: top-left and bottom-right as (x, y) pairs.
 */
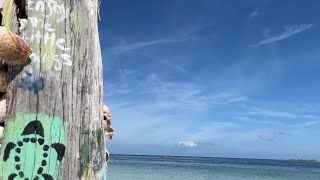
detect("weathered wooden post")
(0, 0), (107, 179)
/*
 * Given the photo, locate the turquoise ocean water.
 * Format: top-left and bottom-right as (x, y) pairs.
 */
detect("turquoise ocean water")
(107, 154), (320, 180)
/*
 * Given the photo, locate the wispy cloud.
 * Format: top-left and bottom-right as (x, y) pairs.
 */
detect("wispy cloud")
(245, 106), (319, 119)
(105, 69), (138, 96)
(273, 130), (290, 136)
(258, 135), (273, 142)
(178, 141), (198, 148)
(143, 74), (247, 111)
(254, 24), (314, 46)
(304, 120), (320, 126)
(106, 70), (250, 117)
(110, 38), (188, 55)
(289, 120), (320, 129)
(108, 22), (215, 56)
(258, 130), (290, 142)
(160, 59), (188, 73)
(249, 9), (259, 19)
(185, 121), (241, 142)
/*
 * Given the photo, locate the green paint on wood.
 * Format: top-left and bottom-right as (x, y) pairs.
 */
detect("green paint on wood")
(0, 113), (68, 179)
(78, 129), (90, 177)
(91, 129), (104, 173)
(96, 129), (103, 147)
(78, 128), (106, 177)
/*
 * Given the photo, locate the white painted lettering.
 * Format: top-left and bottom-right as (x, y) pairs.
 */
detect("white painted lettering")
(61, 54), (72, 66)
(44, 32), (56, 47)
(28, 0), (72, 69)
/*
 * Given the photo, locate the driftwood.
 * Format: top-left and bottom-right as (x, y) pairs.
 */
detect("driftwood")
(0, 0), (107, 179)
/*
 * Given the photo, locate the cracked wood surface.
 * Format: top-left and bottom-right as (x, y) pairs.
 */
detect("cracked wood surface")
(0, 0), (106, 179)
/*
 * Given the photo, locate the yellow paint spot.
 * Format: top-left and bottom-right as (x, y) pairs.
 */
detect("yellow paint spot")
(2, 0), (14, 28)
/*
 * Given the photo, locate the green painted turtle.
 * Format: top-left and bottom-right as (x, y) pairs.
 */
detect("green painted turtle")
(3, 120), (65, 180)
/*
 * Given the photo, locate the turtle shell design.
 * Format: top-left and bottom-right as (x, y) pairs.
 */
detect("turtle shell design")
(3, 120), (65, 180)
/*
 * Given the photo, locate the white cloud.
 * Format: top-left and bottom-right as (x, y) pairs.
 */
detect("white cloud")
(110, 38), (188, 54)
(185, 121), (241, 142)
(304, 120), (320, 126)
(273, 130), (290, 136)
(142, 74), (247, 111)
(290, 120), (320, 129)
(105, 69), (139, 96)
(160, 59), (187, 73)
(254, 24), (314, 46)
(245, 106), (319, 119)
(258, 130), (290, 142)
(258, 135), (273, 142)
(108, 23), (216, 56)
(106, 72), (248, 115)
(178, 141), (198, 148)
(249, 9), (259, 19)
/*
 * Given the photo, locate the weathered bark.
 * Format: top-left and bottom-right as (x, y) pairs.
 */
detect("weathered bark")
(0, 0), (106, 179)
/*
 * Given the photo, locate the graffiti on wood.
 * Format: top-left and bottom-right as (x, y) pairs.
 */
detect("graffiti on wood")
(25, 0), (72, 73)
(78, 129), (106, 179)
(0, 113), (67, 179)
(18, 66), (47, 93)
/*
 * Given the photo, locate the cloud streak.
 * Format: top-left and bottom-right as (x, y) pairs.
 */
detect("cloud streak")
(178, 141), (198, 148)
(242, 106), (320, 119)
(111, 38), (188, 54)
(143, 74), (247, 111)
(108, 23), (215, 56)
(258, 135), (273, 142)
(249, 9), (259, 19)
(258, 130), (290, 142)
(160, 59), (188, 73)
(254, 24), (314, 46)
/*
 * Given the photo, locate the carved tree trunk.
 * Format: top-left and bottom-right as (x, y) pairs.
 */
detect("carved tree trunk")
(0, 0), (107, 179)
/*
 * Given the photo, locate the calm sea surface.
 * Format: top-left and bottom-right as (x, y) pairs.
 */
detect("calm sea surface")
(106, 154), (320, 180)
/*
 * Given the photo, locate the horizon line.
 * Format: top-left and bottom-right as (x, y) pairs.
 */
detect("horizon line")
(109, 153), (319, 162)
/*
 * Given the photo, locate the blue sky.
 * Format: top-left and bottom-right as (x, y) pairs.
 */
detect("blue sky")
(99, 0), (320, 160)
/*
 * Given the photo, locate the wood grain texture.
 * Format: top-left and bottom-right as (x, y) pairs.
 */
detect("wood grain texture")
(0, 0), (106, 179)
